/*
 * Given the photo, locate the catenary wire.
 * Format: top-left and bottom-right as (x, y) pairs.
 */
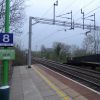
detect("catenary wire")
(41, 5), (53, 17)
(35, 29), (62, 44)
(57, 0), (79, 16)
(39, 32), (84, 45)
(75, 5), (100, 22)
(36, 28), (85, 45)
(85, 6), (100, 16)
(73, 0), (96, 17)
(32, 3), (55, 42)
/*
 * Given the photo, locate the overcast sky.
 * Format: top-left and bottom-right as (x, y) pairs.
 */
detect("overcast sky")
(19, 0), (100, 51)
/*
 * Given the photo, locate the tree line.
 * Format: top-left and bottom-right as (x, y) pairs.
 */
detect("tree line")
(0, 0), (25, 34)
(33, 31), (100, 63)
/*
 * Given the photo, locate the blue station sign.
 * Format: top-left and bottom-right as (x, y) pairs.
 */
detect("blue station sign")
(0, 33), (13, 46)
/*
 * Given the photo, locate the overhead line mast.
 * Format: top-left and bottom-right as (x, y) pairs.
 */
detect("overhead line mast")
(53, 0), (58, 24)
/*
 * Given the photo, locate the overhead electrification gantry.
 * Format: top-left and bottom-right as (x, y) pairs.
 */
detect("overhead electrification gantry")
(28, 16), (100, 68)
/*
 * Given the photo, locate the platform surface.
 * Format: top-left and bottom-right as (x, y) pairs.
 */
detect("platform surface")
(10, 65), (88, 100)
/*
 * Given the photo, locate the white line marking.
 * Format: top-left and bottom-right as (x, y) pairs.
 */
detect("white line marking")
(37, 64), (100, 95)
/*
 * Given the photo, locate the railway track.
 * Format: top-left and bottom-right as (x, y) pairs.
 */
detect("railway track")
(33, 57), (100, 92)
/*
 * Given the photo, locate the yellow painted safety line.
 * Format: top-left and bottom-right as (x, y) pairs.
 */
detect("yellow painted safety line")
(32, 66), (69, 100)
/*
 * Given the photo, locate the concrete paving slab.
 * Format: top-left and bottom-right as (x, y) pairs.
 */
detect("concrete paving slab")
(24, 90), (43, 100)
(43, 94), (63, 100)
(22, 79), (37, 95)
(36, 84), (51, 91)
(40, 89), (57, 97)
(63, 88), (80, 98)
(20, 66), (27, 74)
(12, 67), (20, 78)
(29, 70), (44, 83)
(75, 95), (88, 100)
(10, 94), (24, 100)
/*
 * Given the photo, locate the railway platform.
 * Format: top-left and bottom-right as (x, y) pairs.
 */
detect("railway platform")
(9, 64), (99, 100)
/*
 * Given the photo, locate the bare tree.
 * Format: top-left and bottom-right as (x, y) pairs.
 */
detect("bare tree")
(83, 34), (94, 54)
(53, 42), (71, 62)
(41, 45), (46, 53)
(73, 48), (86, 57)
(53, 42), (62, 57)
(82, 30), (100, 54)
(0, 0), (25, 34)
(92, 30), (100, 54)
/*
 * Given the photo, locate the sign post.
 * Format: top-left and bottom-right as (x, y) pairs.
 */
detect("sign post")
(0, 0), (11, 100)
(3, 0), (10, 86)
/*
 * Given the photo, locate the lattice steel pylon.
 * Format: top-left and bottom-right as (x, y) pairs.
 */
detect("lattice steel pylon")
(28, 16), (100, 68)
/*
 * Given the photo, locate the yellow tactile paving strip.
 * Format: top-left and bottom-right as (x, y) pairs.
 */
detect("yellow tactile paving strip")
(32, 65), (70, 100)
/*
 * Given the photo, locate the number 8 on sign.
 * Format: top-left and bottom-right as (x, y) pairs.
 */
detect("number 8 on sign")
(3, 34), (10, 43)
(0, 33), (13, 46)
